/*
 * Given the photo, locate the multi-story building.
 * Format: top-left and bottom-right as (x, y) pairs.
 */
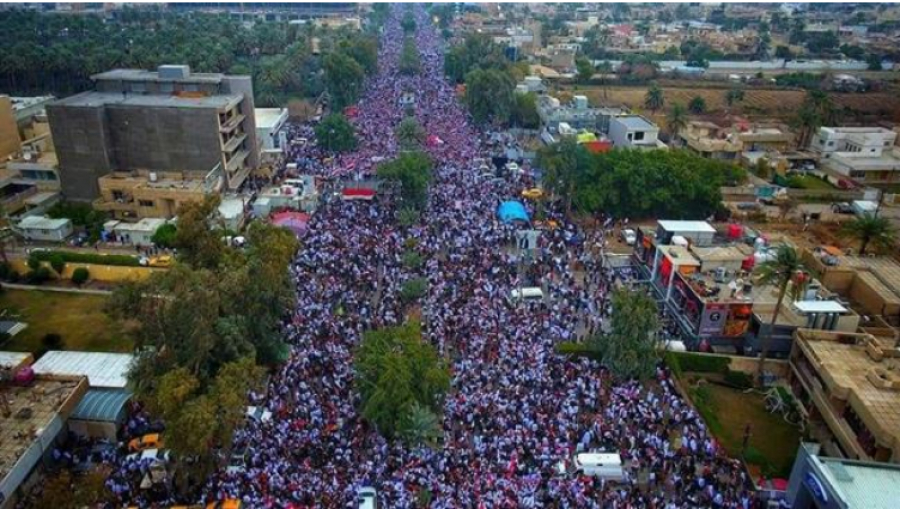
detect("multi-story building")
(608, 115), (665, 149)
(47, 65), (258, 203)
(810, 127), (900, 186)
(788, 329), (900, 463)
(94, 169), (222, 220)
(679, 120), (794, 161)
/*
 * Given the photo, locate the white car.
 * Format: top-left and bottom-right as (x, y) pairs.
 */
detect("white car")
(555, 452), (624, 481)
(246, 406), (272, 422)
(620, 228), (637, 246)
(126, 448), (171, 464)
(358, 487), (377, 509)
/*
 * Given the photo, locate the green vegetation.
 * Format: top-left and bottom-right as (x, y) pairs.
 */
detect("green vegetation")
(688, 96), (707, 114)
(401, 11), (417, 34)
(538, 140), (745, 219)
(689, 383), (800, 477)
(354, 322), (450, 443)
(399, 278), (428, 304)
(792, 90), (836, 151)
(396, 117), (426, 151)
(314, 113), (358, 153)
(399, 38), (421, 76)
(47, 201), (107, 243)
(785, 174), (834, 190)
(28, 250), (141, 267)
(511, 92), (540, 129)
(377, 152), (433, 210)
(323, 51), (366, 110)
(464, 68), (516, 125)
(151, 223), (177, 248)
(71, 267), (90, 286)
(0, 289), (133, 354)
(775, 72), (823, 90)
(839, 213), (897, 255)
(644, 83), (665, 111)
(584, 289), (661, 380)
(0, 8), (376, 107)
(755, 245), (805, 379)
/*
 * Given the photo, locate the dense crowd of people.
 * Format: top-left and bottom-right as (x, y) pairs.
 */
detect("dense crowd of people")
(201, 7), (761, 509)
(30, 7), (761, 509)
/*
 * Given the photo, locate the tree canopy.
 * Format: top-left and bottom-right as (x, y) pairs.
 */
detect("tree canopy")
(444, 33), (510, 84)
(315, 113), (358, 153)
(354, 322), (450, 442)
(399, 37), (422, 75)
(464, 68), (515, 125)
(377, 151), (433, 210)
(324, 51), (366, 110)
(538, 144), (745, 219)
(839, 213), (897, 255)
(588, 289), (661, 380)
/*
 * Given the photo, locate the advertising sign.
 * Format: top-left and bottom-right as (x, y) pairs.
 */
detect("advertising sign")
(699, 303), (728, 337)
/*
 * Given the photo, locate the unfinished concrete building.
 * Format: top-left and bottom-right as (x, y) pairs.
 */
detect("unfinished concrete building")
(47, 65), (257, 203)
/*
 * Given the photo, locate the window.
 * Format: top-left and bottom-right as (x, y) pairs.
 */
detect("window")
(160, 82), (174, 94)
(627, 133), (633, 142)
(112, 190), (126, 201)
(850, 170), (867, 179)
(885, 141), (891, 147)
(634, 131), (645, 141)
(827, 141), (835, 147)
(139, 200), (154, 207)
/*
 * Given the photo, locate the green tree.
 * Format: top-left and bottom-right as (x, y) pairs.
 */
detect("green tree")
(511, 92), (540, 129)
(575, 57), (594, 83)
(443, 33), (509, 84)
(464, 68), (515, 125)
(399, 402), (443, 448)
(587, 289), (660, 380)
(151, 223), (177, 248)
(401, 12), (417, 34)
(399, 38), (421, 75)
(396, 117), (426, 151)
(71, 267), (90, 286)
(173, 196), (225, 270)
(754, 245), (805, 381)
(775, 45), (793, 59)
(793, 90), (836, 148)
(840, 213), (896, 255)
(400, 278), (427, 304)
(377, 152), (433, 210)
(688, 95), (706, 113)
(315, 113), (358, 153)
(666, 103), (689, 141)
(48, 253), (66, 275)
(354, 322), (450, 441)
(323, 51), (365, 110)
(644, 83), (665, 111)
(725, 87), (745, 108)
(536, 137), (592, 215)
(568, 149), (745, 219)
(867, 53), (883, 71)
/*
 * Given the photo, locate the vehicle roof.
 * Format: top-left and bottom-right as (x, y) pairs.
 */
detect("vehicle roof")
(576, 452), (622, 464)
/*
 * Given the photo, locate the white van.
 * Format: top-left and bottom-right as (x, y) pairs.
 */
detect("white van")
(555, 452), (624, 481)
(358, 487), (377, 509)
(510, 287), (544, 303)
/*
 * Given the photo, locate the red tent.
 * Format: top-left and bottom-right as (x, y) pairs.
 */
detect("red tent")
(342, 188), (376, 200)
(582, 140), (612, 154)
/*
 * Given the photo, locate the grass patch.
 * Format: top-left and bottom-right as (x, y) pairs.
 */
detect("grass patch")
(688, 381), (800, 478)
(0, 289), (133, 354)
(785, 174), (835, 190)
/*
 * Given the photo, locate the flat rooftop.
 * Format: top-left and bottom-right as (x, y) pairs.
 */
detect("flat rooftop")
(658, 220), (717, 234)
(91, 68), (226, 84)
(31, 351), (133, 389)
(0, 377), (85, 484)
(797, 331), (900, 453)
(615, 115), (656, 130)
(255, 108), (287, 129)
(52, 91), (242, 110)
(818, 457), (900, 509)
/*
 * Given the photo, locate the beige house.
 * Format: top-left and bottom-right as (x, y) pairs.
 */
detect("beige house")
(94, 169), (222, 220)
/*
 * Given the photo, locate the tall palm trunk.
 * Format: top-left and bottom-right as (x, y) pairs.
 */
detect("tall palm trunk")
(757, 279), (788, 384)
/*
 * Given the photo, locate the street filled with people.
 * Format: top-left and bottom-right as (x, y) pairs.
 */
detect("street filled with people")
(32, 7), (762, 509)
(199, 8), (761, 509)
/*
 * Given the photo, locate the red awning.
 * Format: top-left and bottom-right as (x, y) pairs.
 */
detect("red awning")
(342, 188), (376, 200)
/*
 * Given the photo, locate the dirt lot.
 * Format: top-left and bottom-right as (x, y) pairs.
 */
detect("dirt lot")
(576, 86), (900, 124)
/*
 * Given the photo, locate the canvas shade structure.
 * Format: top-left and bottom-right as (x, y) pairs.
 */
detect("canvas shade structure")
(69, 388), (133, 440)
(497, 201), (530, 224)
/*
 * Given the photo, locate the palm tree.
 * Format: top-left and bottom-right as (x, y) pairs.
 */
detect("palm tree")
(666, 103), (688, 145)
(755, 245), (805, 382)
(644, 83), (665, 111)
(688, 96), (706, 114)
(725, 87), (745, 108)
(840, 213), (897, 255)
(399, 402), (442, 448)
(396, 117), (426, 151)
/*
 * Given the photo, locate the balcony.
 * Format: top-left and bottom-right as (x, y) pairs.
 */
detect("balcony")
(222, 133), (248, 153)
(93, 197), (136, 212)
(219, 113), (246, 133)
(791, 361), (869, 460)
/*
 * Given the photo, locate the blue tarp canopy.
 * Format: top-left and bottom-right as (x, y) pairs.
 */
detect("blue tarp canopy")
(498, 201), (530, 223)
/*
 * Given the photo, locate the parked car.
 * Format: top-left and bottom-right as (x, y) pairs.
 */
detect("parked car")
(226, 446), (247, 474)
(831, 202), (854, 214)
(620, 228), (637, 246)
(128, 433), (164, 453)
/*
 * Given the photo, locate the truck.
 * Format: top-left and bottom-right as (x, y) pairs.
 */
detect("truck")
(851, 200), (878, 217)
